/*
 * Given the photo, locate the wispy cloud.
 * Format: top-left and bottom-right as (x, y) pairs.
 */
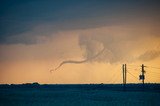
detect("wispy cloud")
(138, 50), (160, 61)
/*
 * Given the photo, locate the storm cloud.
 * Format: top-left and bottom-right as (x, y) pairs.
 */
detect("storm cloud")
(78, 26), (160, 63)
(0, 0), (160, 44)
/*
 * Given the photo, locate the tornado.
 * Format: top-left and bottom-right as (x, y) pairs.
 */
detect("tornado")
(50, 48), (105, 72)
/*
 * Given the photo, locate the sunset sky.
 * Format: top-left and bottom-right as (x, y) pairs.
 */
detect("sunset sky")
(0, 0), (160, 84)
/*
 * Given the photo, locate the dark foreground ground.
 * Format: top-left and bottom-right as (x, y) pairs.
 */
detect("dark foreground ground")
(0, 84), (160, 106)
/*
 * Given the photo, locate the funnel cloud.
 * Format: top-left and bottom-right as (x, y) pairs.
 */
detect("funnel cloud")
(51, 47), (105, 72)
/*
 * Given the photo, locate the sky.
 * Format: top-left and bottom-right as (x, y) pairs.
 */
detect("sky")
(0, 0), (160, 84)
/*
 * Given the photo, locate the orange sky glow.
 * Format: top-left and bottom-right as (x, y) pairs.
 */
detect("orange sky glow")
(0, 0), (160, 84)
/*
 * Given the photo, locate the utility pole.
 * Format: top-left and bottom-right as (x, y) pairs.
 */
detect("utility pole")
(122, 64), (124, 85)
(122, 64), (127, 90)
(139, 64), (146, 87)
(124, 64), (127, 85)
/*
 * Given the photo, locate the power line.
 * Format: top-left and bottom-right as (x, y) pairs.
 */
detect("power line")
(147, 74), (160, 78)
(127, 64), (141, 67)
(112, 72), (121, 84)
(106, 70), (119, 83)
(147, 69), (160, 73)
(127, 69), (140, 73)
(146, 66), (160, 70)
(127, 71), (139, 81)
(147, 71), (160, 75)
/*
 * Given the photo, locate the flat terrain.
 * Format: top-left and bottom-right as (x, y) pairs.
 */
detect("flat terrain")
(0, 84), (160, 106)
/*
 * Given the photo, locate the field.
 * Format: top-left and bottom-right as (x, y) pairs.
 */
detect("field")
(0, 84), (160, 106)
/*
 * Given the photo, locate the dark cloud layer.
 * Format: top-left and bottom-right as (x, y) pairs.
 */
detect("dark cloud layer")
(0, 0), (160, 44)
